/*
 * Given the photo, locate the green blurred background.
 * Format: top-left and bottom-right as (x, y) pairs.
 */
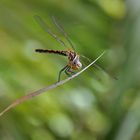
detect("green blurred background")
(0, 0), (140, 140)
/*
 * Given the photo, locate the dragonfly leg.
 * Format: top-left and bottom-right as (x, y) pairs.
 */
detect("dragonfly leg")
(65, 67), (71, 77)
(65, 67), (75, 76)
(58, 65), (69, 82)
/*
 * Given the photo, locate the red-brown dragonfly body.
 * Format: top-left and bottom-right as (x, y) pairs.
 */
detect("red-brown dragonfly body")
(35, 48), (82, 81)
(35, 49), (82, 69)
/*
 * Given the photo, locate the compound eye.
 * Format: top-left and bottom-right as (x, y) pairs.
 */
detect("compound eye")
(73, 61), (76, 65)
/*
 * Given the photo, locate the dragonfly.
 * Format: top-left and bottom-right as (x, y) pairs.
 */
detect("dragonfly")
(34, 15), (83, 82)
(34, 15), (116, 82)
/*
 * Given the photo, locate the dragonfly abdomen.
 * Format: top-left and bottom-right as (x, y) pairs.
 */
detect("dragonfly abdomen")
(35, 49), (67, 56)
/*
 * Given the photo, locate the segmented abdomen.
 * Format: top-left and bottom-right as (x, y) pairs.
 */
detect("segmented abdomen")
(35, 49), (67, 56)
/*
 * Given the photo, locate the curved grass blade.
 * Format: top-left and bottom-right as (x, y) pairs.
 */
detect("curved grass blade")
(0, 51), (105, 117)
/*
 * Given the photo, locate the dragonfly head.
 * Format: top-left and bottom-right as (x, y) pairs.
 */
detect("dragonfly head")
(71, 55), (82, 70)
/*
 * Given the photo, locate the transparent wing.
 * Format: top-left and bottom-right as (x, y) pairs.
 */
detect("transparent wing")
(80, 55), (118, 80)
(34, 15), (68, 48)
(52, 16), (76, 51)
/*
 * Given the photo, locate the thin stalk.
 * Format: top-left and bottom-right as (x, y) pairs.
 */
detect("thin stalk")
(0, 51), (105, 117)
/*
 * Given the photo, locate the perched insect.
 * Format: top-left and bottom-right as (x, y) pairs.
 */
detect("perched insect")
(34, 16), (117, 82)
(34, 15), (83, 82)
